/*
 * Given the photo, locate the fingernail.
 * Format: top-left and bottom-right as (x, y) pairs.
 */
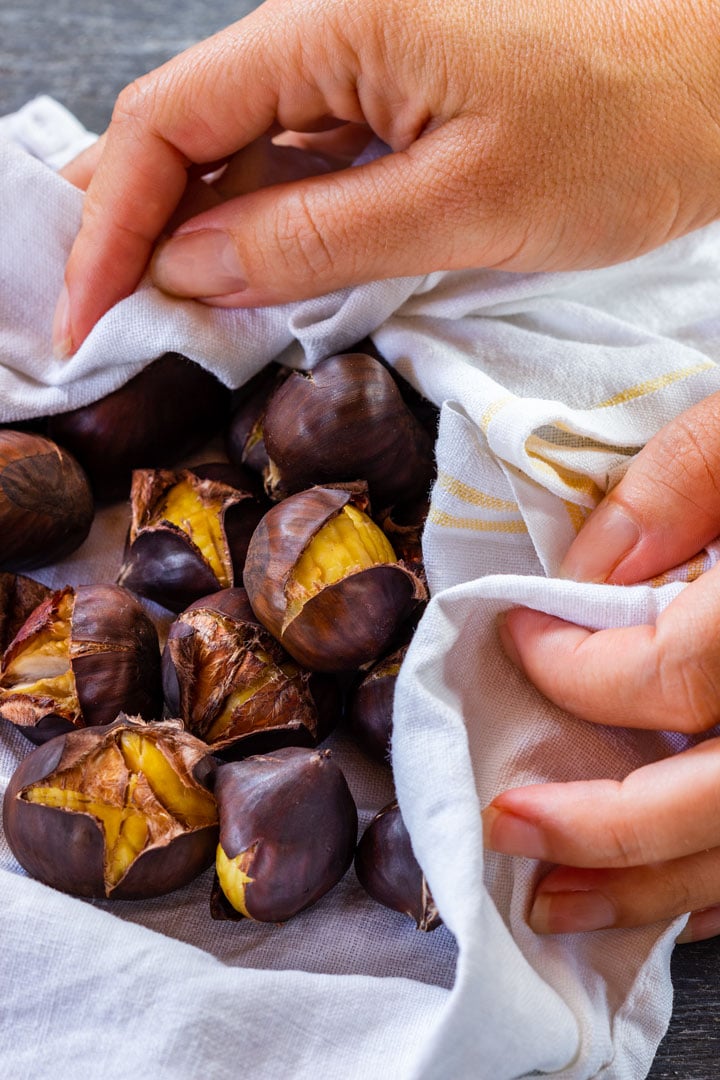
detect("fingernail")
(559, 501), (640, 583)
(496, 612), (526, 673)
(52, 283), (73, 360)
(676, 904), (720, 944)
(482, 806), (549, 859)
(530, 890), (617, 934)
(151, 229), (247, 297)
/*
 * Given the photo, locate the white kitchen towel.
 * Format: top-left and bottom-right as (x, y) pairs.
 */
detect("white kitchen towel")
(2, 96), (720, 1079)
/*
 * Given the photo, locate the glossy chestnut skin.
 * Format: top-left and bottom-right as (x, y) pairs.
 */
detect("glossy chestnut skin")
(211, 747), (358, 922)
(0, 572), (52, 653)
(117, 467), (267, 613)
(355, 800), (442, 931)
(243, 485), (427, 672)
(349, 645), (408, 766)
(48, 352), (232, 501)
(0, 583), (163, 744)
(162, 587), (339, 757)
(3, 715), (218, 900)
(262, 353), (435, 508)
(225, 363), (287, 476)
(0, 430), (93, 571)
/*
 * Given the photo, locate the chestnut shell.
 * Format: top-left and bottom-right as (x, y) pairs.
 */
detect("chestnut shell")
(355, 800), (441, 931)
(348, 644), (408, 765)
(262, 353), (435, 508)
(243, 485), (427, 672)
(0, 430), (94, 571)
(3, 716), (218, 900)
(162, 587), (339, 756)
(212, 747), (358, 922)
(0, 583), (163, 744)
(48, 352), (232, 501)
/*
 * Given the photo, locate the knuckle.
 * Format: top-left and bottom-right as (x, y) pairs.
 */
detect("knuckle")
(111, 75), (158, 130)
(654, 640), (720, 734)
(273, 190), (338, 281)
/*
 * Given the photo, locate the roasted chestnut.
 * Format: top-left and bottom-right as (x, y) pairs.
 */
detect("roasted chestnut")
(0, 430), (93, 571)
(376, 497), (429, 589)
(244, 485), (427, 672)
(0, 572), (52, 653)
(0, 583), (163, 743)
(262, 353), (435, 508)
(225, 363), (287, 475)
(117, 467), (266, 613)
(212, 747), (357, 922)
(349, 644), (408, 765)
(48, 352), (232, 501)
(162, 587), (339, 756)
(3, 715), (218, 899)
(355, 801), (441, 931)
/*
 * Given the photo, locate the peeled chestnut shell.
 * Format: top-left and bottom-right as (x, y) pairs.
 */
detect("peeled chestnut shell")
(349, 644), (408, 765)
(3, 715), (218, 899)
(212, 747), (357, 922)
(244, 485), (427, 672)
(262, 353), (435, 508)
(0, 583), (163, 743)
(117, 467), (266, 613)
(0, 430), (93, 571)
(162, 587), (339, 756)
(48, 352), (232, 501)
(355, 800), (441, 931)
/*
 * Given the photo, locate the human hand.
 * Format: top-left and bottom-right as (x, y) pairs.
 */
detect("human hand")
(54, 0), (720, 356)
(487, 390), (720, 941)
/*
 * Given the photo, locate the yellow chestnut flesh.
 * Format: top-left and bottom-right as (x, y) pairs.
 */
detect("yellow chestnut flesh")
(216, 841), (255, 917)
(23, 729), (217, 890)
(159, 480), (230, 587)
(285, 505), (396, 626)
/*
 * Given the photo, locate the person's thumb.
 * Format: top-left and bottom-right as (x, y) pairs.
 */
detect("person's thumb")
(149, 121), (493, 307)
(559, 391), (720, 584)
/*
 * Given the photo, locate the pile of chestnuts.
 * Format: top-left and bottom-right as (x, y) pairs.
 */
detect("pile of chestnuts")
(0, 348), (442, 934)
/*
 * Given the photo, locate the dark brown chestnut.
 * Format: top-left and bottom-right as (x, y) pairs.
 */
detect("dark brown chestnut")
(3, 715), (218, 899)
(243, 485), (427, 672)
(162, 587), (339, 756)
(47, 353), (232, 501)
(0, 584), (163, 743)
(0, 572), (52, 653)
(261, 353), (435, 508)
(212, 747), (357, 922)
(349, 644), (408, 765)
(376, 497), (429, 589)
(117, 467), (266, 613)
(0, 430), (93, 571)
(225, 363), (287, 475)
(355, 800), (441, 931)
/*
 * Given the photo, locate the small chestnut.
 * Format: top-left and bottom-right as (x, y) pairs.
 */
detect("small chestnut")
(355, 800), (441, 931)
(48, 352), (232, 501)
(3, 715), (218, 899)
(162, 587), (339, 756)
(244, 485), (427, 672)
(0, 430), (93, 571)
(0, 583), (163, 743)
(225, 363), (287, 475)
(212, 746), (357, 922)
(117, 467), (266, 613)
(349, 644), (408, 766)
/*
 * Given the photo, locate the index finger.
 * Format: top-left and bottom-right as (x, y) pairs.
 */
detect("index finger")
(58, 1), (360, 353)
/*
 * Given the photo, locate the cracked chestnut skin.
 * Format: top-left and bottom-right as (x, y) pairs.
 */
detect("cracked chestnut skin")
(355, 800), (442, 932)
(0, 430), (93, 571)
(212, 746), (358, 923)
(3, 715), (218, 900)
(243, 485), (427, 672)
(0, 583), (163, 744)
(162, 587), (339, 757)
(117, 468), (267, 613)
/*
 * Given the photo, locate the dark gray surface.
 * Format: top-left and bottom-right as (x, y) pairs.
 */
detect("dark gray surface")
(2, 1), (719, 1076)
